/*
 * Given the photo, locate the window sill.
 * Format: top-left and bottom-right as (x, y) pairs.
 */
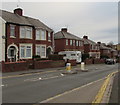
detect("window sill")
(20, 38), (32, 39)
(10, 36), (16, 38)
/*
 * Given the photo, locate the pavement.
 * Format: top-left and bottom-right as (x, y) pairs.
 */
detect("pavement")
(1, 63), (119, 104)
(109, 71), (119, 104)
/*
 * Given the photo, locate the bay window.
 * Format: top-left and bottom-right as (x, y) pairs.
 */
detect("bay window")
(20, 26), (32, 39)
(20, 44), (32, 59)
(36, 29), (46, 40)
(36, 45), (46, 58)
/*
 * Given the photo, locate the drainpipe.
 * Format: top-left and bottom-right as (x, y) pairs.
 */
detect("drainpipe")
(5, 23), (8, 62)
(52, 31), (55, 53)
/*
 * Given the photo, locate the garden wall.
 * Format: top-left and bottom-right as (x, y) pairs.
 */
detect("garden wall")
(2, 61), (29, 72)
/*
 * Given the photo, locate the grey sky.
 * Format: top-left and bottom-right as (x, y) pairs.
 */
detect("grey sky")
(1, 2), (118, 44)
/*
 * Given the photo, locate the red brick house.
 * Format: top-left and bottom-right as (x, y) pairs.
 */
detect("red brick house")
(83, 36), (100, 58)
(97, 42), (111, 58)
(54, 28), (84, 53)
(98, 42), (117, 58)
(0, 8), (54, 62)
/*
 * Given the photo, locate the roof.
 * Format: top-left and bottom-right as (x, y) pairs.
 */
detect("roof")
(0, 9), (53, 32)
(99, 43), (111, 50)
(99, 43), (117, 52)
(82, 38), (97, 45)
(54, 31), (83, 40)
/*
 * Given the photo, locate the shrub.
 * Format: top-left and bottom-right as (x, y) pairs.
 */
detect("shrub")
(32, 55), (41, 60)
(82, 53), (89, 61)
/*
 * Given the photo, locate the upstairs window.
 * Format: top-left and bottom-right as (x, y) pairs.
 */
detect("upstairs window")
(36, 29), (46, 40)
(20, 26), (32, 39)
(66, 39), (68, 45)
(73, 40), (75, 46)
(48, 32), (51, 41)
(70, 40), (72, 45)
(76, 41), (78, 46)
(10, 25), (15, 37)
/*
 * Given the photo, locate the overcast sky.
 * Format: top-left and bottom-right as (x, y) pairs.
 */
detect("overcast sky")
(1, 1), (118, 44)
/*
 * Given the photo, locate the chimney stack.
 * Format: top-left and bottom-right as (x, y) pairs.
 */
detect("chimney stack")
(83, 35), (88, 39)
(61, 28), (67, 32)
(97, 42), (101, 45)
(14, 8), (23, 16)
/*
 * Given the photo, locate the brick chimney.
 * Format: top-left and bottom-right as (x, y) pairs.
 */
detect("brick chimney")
(83, 35), (88, 39)
(97, 42), (101, 45)
(61, 28), (67, 32)
(14, 8), (23, 16)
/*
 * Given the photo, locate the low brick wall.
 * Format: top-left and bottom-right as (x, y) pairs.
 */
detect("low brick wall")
(68, 60), (76, 66)
(85, 59), (93, 64)
(33, 60), (65, 69)
(85, 58), (105, 64)
(2, 61), (29, 72)
(94, 59), (105, 64)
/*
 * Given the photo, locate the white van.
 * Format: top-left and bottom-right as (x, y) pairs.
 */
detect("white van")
(58, 51), (82, 63)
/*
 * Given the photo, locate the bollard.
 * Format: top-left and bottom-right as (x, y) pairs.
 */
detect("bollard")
(66, 63), (71, 72)
(81, 62), (85, 70)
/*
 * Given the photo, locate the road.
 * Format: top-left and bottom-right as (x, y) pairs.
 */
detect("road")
(1, 64), (118, 103)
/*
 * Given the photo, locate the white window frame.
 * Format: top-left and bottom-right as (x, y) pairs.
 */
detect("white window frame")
(76, 41), (78, 46)
(70, 40), (72, 45)
(36, 44), (46, 58)
(48, 32), (51, 41)
(19, 44), (32, 59)
(20, 26), (32, 39)
(36, 29), (46, 40)
(66, 39), (68, 45)
(10, 24), (15, 38)
(73, 40), (75, 46)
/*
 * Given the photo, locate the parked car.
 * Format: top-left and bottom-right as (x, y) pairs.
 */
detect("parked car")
(105, 59), (115, 64)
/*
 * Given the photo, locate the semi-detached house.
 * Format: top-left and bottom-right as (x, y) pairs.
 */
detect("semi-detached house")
(54, 28), (84, 53)
(83, 36), (100, 58)
(0, 8), (54, 62)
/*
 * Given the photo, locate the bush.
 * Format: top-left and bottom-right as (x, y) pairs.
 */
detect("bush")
(82, 53), (89, 62)
(32, 55), (41, 61)
(48, 54), (64, 60)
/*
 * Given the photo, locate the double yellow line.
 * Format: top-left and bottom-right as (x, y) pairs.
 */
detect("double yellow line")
(92, 71), (118, 105)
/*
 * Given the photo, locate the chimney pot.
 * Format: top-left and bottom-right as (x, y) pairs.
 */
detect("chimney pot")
(83, 35), (88, 39)
(14, 8), (23, 16)
(97, 42), (101, 44)
(61, 28), (67, 32)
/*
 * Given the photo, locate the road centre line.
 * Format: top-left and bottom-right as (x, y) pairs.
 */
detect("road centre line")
(24, 74), (64, 82)
(40, 77), (106, 103)
(0, 70), (60, 79)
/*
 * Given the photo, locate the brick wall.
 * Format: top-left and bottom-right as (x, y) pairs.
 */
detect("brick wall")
(33, 60), (65, 69)
(93, 58), (105, 64)
(85, 59), (93, 64)
(85, 58), (105, 64)
(2, 61), (29, 72)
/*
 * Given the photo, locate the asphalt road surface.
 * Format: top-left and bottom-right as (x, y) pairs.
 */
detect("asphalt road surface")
(1, 64), (118, 103)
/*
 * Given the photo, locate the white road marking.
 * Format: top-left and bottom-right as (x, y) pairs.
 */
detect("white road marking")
(24, 74), (64, 82)
(0, 84), (5, 87)
(60, 74), (64, 76)
(40, 77), (106, 103)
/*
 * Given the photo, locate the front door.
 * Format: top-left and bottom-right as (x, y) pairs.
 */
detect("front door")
(9, 46), (16, 62)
